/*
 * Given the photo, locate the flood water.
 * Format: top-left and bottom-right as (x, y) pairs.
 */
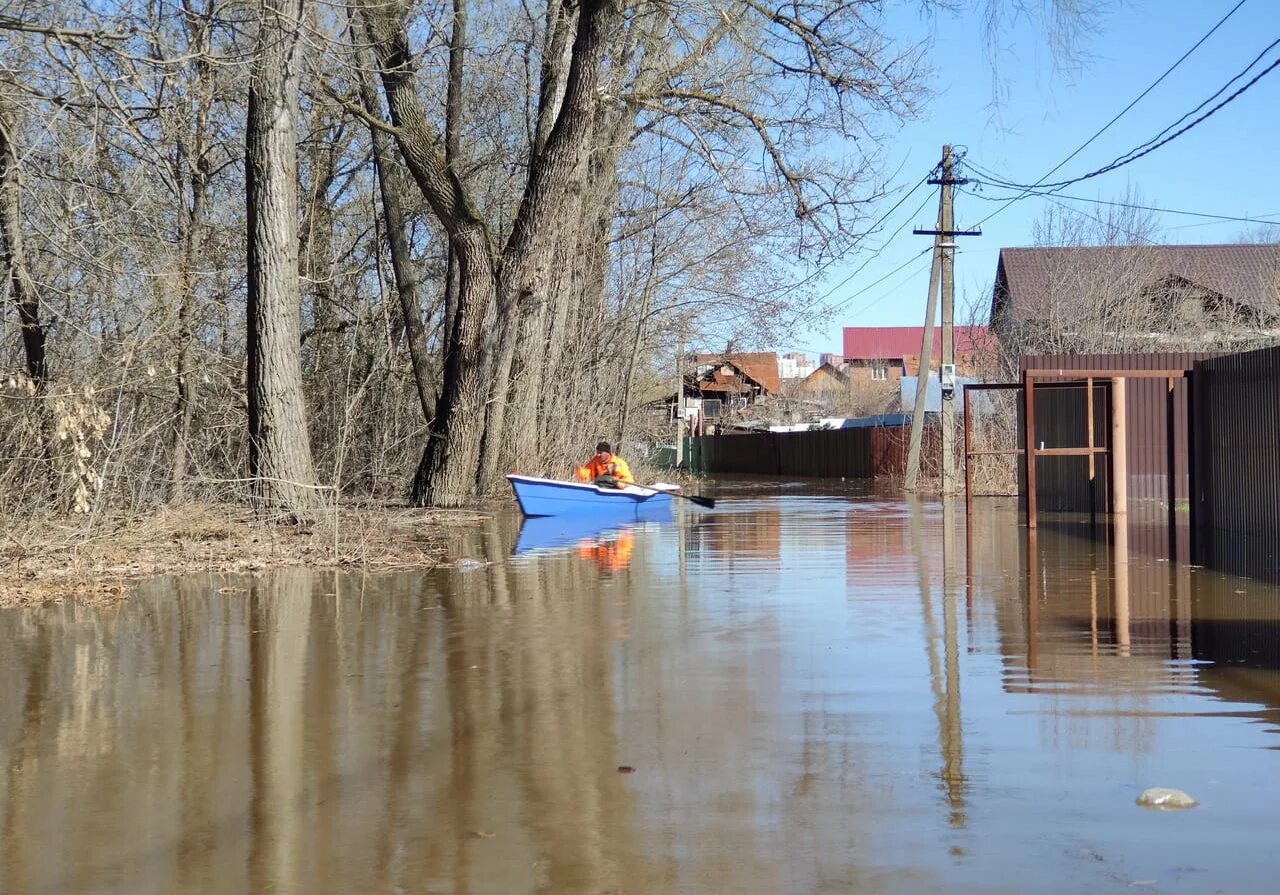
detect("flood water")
(3, 483), (1280, 894)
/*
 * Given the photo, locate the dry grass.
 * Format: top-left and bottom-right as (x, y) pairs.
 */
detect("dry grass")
(0, 501), (487, 607)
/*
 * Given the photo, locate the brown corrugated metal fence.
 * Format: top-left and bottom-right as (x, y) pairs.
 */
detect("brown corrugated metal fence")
(1191, 345), (1280, 582)
(695, 424), (931, 480)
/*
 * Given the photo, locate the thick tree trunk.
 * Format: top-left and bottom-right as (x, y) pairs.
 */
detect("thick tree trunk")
(361, 1), (496, 507)
(534, 0), (577, 159)
(476, 0), (618, 490)
(362, 0), (619, 505)
(473, 0), (576, 486)
(408, 232), (494, 507)
(246, 0), (317, 513)
(538, 146), (618, 459)
(507, 289), (553, 470)
(0, 101), (46, 387)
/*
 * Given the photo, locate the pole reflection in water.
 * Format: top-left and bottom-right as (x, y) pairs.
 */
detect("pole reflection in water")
(939, 497), (967, 827)
(1026, 524), (1040, 675)
(909, 496), (968, 829)
(3, 491), (1280, 893)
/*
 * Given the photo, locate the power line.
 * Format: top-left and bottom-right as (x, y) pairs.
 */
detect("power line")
(829, 247), (934, 313)
(771, 173), (933, 305)
(969, 35), (1280, 193)
(851, 253), (940, 317)
(961, 182), (1280, 227)
(804, 188), (935, 313)
(968, 0), (1252, 228)
(1047, 36), (1280, 191)
(972, 43), (1280, 195)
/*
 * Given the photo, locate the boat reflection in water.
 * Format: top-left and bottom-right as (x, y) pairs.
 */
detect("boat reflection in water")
(514, 506), (672, 572)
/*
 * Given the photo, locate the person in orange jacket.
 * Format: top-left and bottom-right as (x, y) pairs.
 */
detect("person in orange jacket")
(575, 441), (635, 488)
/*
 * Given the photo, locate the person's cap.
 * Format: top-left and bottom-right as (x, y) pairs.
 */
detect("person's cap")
(596, 441), (612, 453)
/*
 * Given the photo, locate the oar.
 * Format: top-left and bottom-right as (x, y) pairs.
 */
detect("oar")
(633, 482), (716, 509)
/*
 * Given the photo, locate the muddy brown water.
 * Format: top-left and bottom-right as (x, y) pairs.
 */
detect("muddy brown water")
(3, 483), (1280, 894)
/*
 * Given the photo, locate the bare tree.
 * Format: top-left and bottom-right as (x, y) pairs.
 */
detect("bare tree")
(246, 0), (317, 512)
(352, 33), (435, 423)
(358, 0), (622, 507)
(169, 0), (218, 501)
(0, 0), (1111, 518)
(0, 88), (45, 387)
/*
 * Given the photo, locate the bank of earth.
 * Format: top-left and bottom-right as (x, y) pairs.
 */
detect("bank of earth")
(0, 502), (486, 608)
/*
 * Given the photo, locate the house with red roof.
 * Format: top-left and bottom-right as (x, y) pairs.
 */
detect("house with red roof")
(688, 352), (781, 404)
(840, 325), (992, 385)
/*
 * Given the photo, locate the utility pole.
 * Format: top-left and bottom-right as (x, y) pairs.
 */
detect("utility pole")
(906, 145), (980, 493)
(903, 212), (942, 492)
(675, 338), (685, 469)
(939, 149), (959, 494)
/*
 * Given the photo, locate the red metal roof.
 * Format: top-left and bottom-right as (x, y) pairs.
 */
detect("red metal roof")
(842, 326), (990, 362)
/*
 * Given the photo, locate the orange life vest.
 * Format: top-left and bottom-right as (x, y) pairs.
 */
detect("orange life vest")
(574, 454), (634, 484)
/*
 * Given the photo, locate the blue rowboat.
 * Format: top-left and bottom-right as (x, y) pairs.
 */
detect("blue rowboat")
(506, 474), (675, 517)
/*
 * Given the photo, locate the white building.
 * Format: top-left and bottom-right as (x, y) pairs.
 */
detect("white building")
(778, 352), (816, 381)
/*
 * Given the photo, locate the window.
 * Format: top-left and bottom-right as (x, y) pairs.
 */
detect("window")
(872, 365), (888, 381)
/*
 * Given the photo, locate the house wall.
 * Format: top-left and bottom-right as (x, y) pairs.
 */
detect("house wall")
(844, 360), (905, 385)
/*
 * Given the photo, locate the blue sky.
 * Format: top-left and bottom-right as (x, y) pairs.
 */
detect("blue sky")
(786, 0), (1280, 357)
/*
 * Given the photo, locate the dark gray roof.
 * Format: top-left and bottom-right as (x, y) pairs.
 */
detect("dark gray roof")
(995, 243), (1280, 319)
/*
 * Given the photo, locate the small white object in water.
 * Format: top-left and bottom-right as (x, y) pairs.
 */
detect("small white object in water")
(456, 558), (486, 571)
(1136, 787), (1198, 810)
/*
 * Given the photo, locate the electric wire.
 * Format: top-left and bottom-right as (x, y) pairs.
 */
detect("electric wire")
(829, 246), (934, 314)
(981, 37), (1280, 194)
(807, 186), (936, 313)
(966, 0), (1253, 228)
(771, 172), (933, 306)
(959, 182), (1280, 227)
(970, 41), (1280, 196)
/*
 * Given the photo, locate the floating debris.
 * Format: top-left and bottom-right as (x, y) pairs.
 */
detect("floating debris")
(1136, 787), (1198, 810)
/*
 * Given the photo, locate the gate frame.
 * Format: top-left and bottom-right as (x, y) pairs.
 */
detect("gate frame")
(964, 368), (1190, 530)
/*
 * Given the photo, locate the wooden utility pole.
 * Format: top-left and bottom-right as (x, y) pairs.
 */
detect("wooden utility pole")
(906, 146), (980, 492)
(938, 149), (957, 493)
(675, 339), (685, 469)
(903, 219), (942, 492)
